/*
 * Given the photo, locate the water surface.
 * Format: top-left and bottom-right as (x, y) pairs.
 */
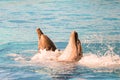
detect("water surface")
(0, 0), (120, 80)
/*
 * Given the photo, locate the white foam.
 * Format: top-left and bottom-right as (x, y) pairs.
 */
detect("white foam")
(31, 49), (61, 62)
(7, 53), (25, 62)
(8, 49), (120, 69)
(31, 49), (120, 68)
(79, 52), (120, 68)
(7, 53), (20, 57)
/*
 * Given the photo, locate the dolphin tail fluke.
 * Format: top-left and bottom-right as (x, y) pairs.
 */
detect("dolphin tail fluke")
(36, 28), (44, 39)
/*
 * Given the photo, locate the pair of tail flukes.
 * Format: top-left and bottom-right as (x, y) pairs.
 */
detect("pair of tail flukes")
(36, 28), (82, 62)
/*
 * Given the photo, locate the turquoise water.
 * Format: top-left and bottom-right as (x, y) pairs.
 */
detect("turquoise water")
(0, 0), (120, 80)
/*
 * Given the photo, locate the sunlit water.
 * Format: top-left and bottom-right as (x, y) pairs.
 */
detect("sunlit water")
(0, 0), (120, 80)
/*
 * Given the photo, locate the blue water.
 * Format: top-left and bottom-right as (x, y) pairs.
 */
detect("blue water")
(0, 0), (120, 80)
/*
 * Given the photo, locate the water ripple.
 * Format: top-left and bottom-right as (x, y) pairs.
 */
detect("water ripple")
(8, 20), (33, 23)
(103, 18), (120, 21)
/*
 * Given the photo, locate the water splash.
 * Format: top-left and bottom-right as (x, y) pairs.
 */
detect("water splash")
(31, 49), (61, 62)
(7, 47), (120, 69)
(79, 52), (120, 68)
(31, 49), (120, 69)
(79, 45), (120, 68)
(7, 53), (25, 62)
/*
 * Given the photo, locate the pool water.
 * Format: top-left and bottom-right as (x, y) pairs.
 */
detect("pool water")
(0, 0), (120, 80)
